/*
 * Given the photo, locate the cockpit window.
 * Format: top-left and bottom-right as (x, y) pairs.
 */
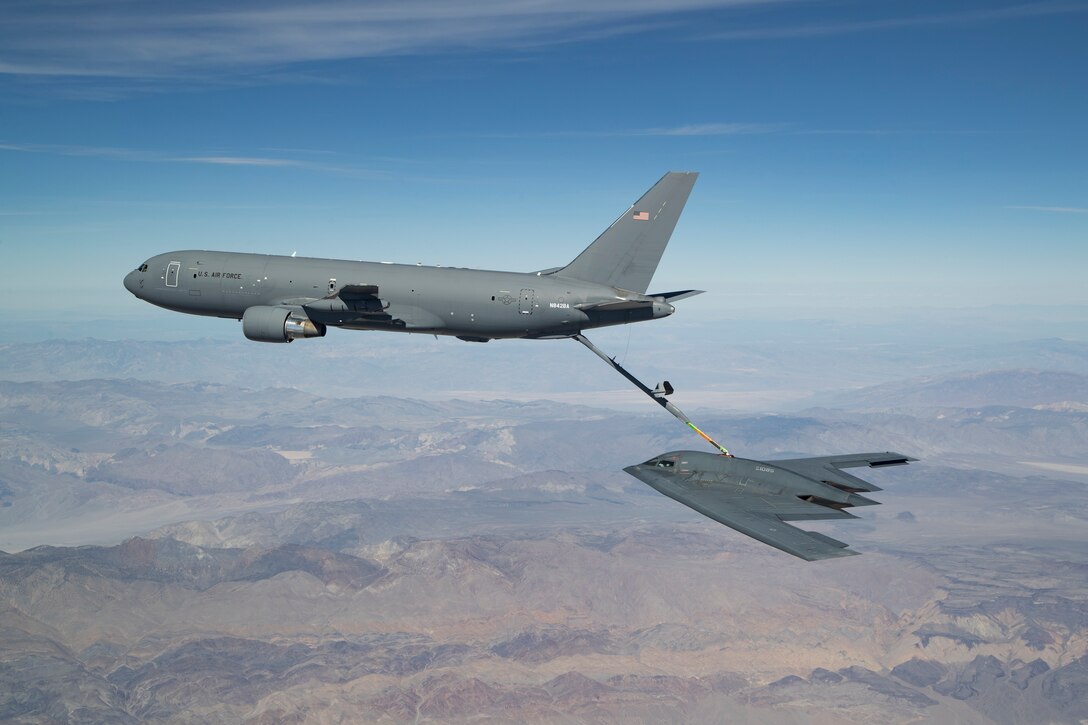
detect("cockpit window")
(656, 460), (675, 468)
(138, 264), (148, 272)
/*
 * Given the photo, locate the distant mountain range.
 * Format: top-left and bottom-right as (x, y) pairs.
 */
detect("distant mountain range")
(2, 337), (1087, 722)
(818, 369), (1088, 409)
(3, 521), (1087, 723)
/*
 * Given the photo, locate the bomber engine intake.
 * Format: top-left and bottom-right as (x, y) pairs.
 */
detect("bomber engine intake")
(242, 306), (326, 343)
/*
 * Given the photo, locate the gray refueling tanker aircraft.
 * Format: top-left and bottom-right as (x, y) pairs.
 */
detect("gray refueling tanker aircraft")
(624, 450), (916, 560)
(123, 172), (701, 343)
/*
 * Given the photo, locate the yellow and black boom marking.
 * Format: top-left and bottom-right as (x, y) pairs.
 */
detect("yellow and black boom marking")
(573, 334), (731, 456)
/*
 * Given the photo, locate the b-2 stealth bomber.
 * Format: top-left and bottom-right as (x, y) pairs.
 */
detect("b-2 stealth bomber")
(123, 173), (700, 343)
(625, 450), (916, 560)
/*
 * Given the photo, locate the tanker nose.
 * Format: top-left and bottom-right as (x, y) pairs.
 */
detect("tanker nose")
(123, 270), (140, 297)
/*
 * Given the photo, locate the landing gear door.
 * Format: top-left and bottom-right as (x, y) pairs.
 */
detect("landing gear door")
(519, 289), (534, 315)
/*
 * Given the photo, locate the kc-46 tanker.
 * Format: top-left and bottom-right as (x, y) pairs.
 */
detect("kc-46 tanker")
(123, 172), (700, 343)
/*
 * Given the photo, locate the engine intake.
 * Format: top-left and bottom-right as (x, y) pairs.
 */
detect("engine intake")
(242, 306), (326, 343)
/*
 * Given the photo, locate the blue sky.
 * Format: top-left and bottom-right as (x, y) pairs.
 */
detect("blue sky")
(1, 0), (1085, 329)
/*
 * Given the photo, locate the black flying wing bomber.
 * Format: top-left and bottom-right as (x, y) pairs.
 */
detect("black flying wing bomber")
(624, 450), (916, 561)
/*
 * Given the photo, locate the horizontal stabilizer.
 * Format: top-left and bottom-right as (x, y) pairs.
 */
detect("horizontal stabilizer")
(575, 299), (653, 312)
(650, 290), (704, 303)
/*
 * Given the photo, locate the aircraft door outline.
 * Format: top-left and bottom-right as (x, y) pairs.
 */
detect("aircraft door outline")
(519, 289), (534, 315)
(166, 261), (180, 288)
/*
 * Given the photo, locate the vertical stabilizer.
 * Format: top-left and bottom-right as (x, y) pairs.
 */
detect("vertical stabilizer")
(557, 172), (698, 293)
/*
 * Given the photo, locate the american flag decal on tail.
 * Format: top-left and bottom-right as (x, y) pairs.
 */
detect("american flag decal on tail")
(633, 211), (650, 221)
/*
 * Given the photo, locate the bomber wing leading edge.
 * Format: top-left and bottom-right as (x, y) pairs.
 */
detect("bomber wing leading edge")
(624, 450), (916, 561)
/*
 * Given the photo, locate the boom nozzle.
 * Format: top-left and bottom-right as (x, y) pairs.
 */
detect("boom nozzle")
(574, 334), (729, 455)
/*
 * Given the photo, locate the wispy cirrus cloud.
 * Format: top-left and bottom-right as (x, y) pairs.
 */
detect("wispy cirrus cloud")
(478, 122), (785, 139)
(0, 142), (385, 177)
(1007, 205), (1088, 214)
(0, 0), (782, 80)
(172, 156), (308, 167)
(0, 142), (152, 161)
(10, 1), (1081, 98)
(478, 121), (967, 139)
(627, 122), (784, 136)
(706, 1), (1088, 40)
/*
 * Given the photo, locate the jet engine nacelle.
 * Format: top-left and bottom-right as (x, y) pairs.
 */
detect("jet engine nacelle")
(242, 306), (326, 343)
